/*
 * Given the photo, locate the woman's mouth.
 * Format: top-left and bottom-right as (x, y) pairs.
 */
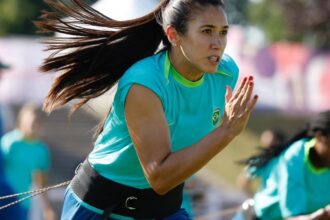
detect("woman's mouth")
(208, 55), (220, 65)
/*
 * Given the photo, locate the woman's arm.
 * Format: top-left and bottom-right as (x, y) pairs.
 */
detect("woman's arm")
(125, 77), (257, 195)
(33, 172), (56, 220)
(236, 169), (257, 197)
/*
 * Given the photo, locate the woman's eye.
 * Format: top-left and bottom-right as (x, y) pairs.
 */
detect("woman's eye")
(220, 30), (228, 36)
(202, 29), (212, 34)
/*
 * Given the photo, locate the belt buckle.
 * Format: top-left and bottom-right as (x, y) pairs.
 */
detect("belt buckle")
(125, 196), (138, 210)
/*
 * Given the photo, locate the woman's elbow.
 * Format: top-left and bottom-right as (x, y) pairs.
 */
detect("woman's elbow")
(149, 181), (171, 195)
(146, 172), (171, 195)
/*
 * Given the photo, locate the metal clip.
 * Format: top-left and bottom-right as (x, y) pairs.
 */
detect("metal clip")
(125, 196), (138, 210)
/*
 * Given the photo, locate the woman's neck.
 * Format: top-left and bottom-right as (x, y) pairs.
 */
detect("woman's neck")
(168, 49), (204, 82)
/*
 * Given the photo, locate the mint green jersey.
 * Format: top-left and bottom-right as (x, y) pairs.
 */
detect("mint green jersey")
(278, 138), (330, 218)
(88, 50), (239, 189)
(252, 157), (281, 220)
(254, 138), (330, 220)
(0, 130), (50, 208)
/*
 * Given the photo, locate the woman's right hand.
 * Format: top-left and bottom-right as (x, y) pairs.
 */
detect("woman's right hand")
(220, 76), (258, 139)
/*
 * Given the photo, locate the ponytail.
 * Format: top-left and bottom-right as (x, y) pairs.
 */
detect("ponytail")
(241, 110), (330, 171)
(35, 0), (169, 112)
(240, 128), (309, 170)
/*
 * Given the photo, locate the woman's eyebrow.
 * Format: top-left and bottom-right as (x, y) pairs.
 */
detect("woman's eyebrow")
(200, 24), (229, 29)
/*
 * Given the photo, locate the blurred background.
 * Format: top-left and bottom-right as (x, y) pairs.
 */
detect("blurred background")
(0, 0), (329, 219)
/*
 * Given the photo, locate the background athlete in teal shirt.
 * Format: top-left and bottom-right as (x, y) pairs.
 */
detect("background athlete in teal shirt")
(36, 0), (258, 219)
(243, 110), (330, 220)
(0, 104), (55, 220)
(0, 59), (26, 220)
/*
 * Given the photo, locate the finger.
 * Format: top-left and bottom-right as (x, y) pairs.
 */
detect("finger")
(236, 76), (253, 107)
(240, 79), (255, 109)
(232, 77), (247, 100)
(246, 95), (258, 113)
(225, 86), (232, 103)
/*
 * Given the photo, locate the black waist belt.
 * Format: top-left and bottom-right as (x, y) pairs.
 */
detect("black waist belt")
(70, 160), (184, 219)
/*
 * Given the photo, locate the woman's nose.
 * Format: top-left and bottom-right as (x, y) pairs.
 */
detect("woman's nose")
(211, 36), (226, 50)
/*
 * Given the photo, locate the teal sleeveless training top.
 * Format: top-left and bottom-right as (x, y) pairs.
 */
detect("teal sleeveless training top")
(88, 50), (239, 189)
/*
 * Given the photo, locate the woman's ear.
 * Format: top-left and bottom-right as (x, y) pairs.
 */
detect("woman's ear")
(165, 25), (180, 47)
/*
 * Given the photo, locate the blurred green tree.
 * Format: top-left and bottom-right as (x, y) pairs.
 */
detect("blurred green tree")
(0, 0), (47, 35)
(247, 0), (330, 49)
(0, 0), (97, 36)
(225, 0), (249, 25)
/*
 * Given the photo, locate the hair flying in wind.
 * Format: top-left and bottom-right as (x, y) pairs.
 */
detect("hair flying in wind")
(35, 0), (169, 112)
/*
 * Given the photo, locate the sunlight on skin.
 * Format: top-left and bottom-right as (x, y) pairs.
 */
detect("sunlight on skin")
(128, 127), (160, 180)
(145, 162), (158, 179)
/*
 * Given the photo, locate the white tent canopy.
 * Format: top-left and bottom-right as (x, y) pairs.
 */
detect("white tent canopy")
(92, 0), (160, 20)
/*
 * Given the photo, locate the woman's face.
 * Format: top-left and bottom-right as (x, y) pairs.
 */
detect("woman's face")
(174, 5), (228, 78)
(19, 111), (41, 138)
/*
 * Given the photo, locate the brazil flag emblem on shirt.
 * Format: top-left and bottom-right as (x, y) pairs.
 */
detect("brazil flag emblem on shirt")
(212, 108), (220, 126)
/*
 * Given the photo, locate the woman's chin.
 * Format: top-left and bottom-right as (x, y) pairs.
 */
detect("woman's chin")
(204, 67), (218, 74)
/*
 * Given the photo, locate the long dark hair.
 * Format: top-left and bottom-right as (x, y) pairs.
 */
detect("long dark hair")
(35, 0), (225, 113)
(35, 0), (166, 112)
(241, 110), (330, 171)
